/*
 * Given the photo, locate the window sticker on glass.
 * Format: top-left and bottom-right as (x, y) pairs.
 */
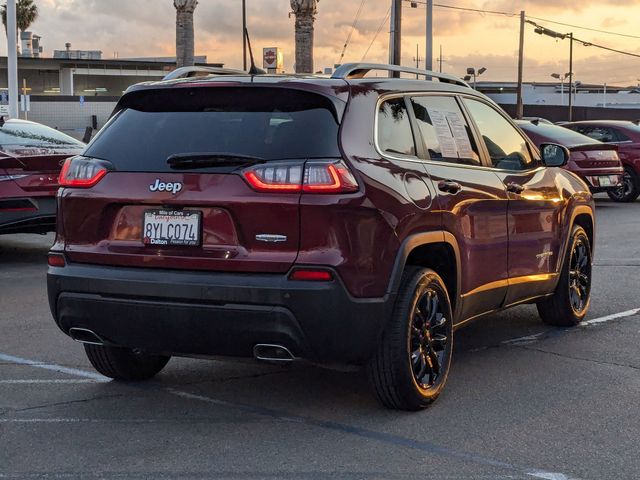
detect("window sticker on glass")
(445, 112), (475, 159)
(426, 108), (459, 158)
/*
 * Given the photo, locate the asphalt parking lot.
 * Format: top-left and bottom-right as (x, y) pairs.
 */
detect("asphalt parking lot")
(1, 195), (639, 480)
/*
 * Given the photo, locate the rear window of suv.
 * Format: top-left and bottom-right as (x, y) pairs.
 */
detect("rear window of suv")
(85, 87), (342, 172)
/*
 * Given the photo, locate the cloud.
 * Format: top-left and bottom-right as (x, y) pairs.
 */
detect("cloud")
(1, 0), (638, 85)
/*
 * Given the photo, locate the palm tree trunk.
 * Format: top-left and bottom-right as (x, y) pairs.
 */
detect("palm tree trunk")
(290, 0), (318, 74)
(174, 0), (198, 68)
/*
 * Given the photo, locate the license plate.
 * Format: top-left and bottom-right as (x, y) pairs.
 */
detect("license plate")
(599, 176), (613, 187)
(143, 210), (201, 247)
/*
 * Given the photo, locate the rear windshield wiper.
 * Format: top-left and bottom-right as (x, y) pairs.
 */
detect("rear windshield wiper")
(167, 153), (265, 170)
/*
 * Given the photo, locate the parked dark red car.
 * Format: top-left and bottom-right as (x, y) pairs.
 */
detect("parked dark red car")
(564, 120), (640, 202)
(516, 119), (623, 194)
(47, 64), (595, 410)
(0, 118), (84, 234)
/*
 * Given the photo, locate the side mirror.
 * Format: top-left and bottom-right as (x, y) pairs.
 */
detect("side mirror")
(540, 143), (570, 167)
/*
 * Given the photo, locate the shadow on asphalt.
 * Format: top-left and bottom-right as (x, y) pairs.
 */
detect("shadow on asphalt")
(0, 233), (53, 266)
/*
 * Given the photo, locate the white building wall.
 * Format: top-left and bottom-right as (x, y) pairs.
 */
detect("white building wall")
(26, 100), (117, 136)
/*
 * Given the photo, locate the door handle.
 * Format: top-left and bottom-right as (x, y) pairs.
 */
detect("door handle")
(438, 180), (462, 194)
(506, 182), (525, 194)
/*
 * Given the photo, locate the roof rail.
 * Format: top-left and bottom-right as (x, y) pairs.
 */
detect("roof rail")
(331, 63), (470, 88)
(163, 66), (247, 81)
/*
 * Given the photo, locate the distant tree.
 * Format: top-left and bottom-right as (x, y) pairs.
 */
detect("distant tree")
(1, 0), (39, 52)
(290, 0), (318, 74)
(174, 0), (198, 68)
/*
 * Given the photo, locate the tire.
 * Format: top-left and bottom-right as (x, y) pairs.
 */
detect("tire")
(607, 166), (640, 203)
(84, 344), (170, 381)
(368, 267), (454, 411)
(537, 225), (592, 327)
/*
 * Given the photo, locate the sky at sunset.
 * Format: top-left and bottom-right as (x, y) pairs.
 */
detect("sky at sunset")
(4, 0), (640, 86)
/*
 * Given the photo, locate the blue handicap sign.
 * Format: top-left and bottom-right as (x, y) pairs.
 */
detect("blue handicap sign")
(79, 95), (85, 106)
(1, 92), (7, 103)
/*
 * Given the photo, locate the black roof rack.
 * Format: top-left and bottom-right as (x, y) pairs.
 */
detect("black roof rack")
(163, 66), (247, 81)
(332, 63), (470, 88)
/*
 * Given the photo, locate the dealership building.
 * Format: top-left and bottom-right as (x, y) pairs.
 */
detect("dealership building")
(0, 50), (223, 138)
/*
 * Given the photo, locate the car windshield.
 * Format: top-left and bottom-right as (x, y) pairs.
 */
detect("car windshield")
(0, 122), (84, 148)
(85, 87), (342, 172)
(518, 122), (600, 147)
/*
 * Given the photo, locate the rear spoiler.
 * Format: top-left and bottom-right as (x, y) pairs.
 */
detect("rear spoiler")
(569, 143), (618, 152)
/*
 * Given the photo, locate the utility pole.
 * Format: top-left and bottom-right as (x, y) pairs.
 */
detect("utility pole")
(389, 0), (402, 74)
(242, 0), (247, 70)
(516, 10), (525, 119)
(413, 44), (422, 78)
(6, 0), (19, 119)
(425, 0), (433, 71)
(438, 45), (444, 72)
(568, 33), (574, 122)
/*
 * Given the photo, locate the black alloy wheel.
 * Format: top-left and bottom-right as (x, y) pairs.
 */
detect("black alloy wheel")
(537, 225), (592, 327)
(607, 167), (640, 202)
(568, 236), (591, 315)
(410, 289), (449, 390)
(369, 267), (453, 410)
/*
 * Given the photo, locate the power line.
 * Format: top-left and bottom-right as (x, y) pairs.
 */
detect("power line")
(361, 5), (391, 62)
(527, 20), (640, 60)
(407, 0), (640, 39)
(338, 0), (368, 65)
(405, 1), (640, 62)
(526, 15), (640, 40)
(404, 0), (515, 17)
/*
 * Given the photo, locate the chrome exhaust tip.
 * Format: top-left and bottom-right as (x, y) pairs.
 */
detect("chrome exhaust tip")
(253, 344), (296, 363)
(68, 327), (105, 346)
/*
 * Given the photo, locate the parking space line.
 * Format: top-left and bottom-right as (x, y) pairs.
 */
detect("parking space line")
(0, 379), (101, 384)
(501, 307), (640, 346)
(0, 353), (109, 381)
(580, 308), (640, 327)
(0, 352), (576, 480)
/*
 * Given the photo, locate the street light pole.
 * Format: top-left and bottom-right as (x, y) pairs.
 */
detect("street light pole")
(425, 0), (433, 71)
(389, 0), (402, 72)
(6, 0), (19, 119)
(568, 32), (574, 122)
(516, 10), (525, 119)
(242, 0), (247, 71)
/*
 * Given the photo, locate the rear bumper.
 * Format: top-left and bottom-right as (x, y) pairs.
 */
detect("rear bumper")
(47, 262), (393, 365)
(0, 197), (56, 234)
(579, 173), (623, 193)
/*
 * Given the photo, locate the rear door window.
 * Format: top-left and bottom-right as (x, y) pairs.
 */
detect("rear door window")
(409, 95), (481, 165)
(84, 87), (341, 172)
(463, 98), (535, 171)
(377, 98), (416, 157)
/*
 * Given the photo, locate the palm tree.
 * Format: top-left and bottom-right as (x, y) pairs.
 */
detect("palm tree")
(174, 0), (198, 68)
(1, 0), (39, 53)
(290, 0), (318, 73)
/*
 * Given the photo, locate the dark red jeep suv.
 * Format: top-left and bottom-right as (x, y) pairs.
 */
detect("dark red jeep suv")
(48, 64), (595, 410)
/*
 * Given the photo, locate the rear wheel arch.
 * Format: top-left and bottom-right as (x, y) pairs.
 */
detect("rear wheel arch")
(388, 232), (461, 318)
(573, 211), (594, 250)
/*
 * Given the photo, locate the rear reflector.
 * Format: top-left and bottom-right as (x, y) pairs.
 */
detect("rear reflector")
(47, 254), (66, 267)
(59, 156), (109, 188)
(243, 160), (358, 194)
(289, 269), (333, 281)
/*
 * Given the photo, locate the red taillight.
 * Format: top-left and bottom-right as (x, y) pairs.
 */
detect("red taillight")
(59, 157), (108, 188)
(242, 161), (358, 194)
(289, 269), (333, 281)
(243, 164), (303, 192)
(48, 254), (66, 267)
(303, 162), (358, 193)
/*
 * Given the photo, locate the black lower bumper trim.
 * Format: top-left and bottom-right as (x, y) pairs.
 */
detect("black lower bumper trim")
(48, 263), (393, 364)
